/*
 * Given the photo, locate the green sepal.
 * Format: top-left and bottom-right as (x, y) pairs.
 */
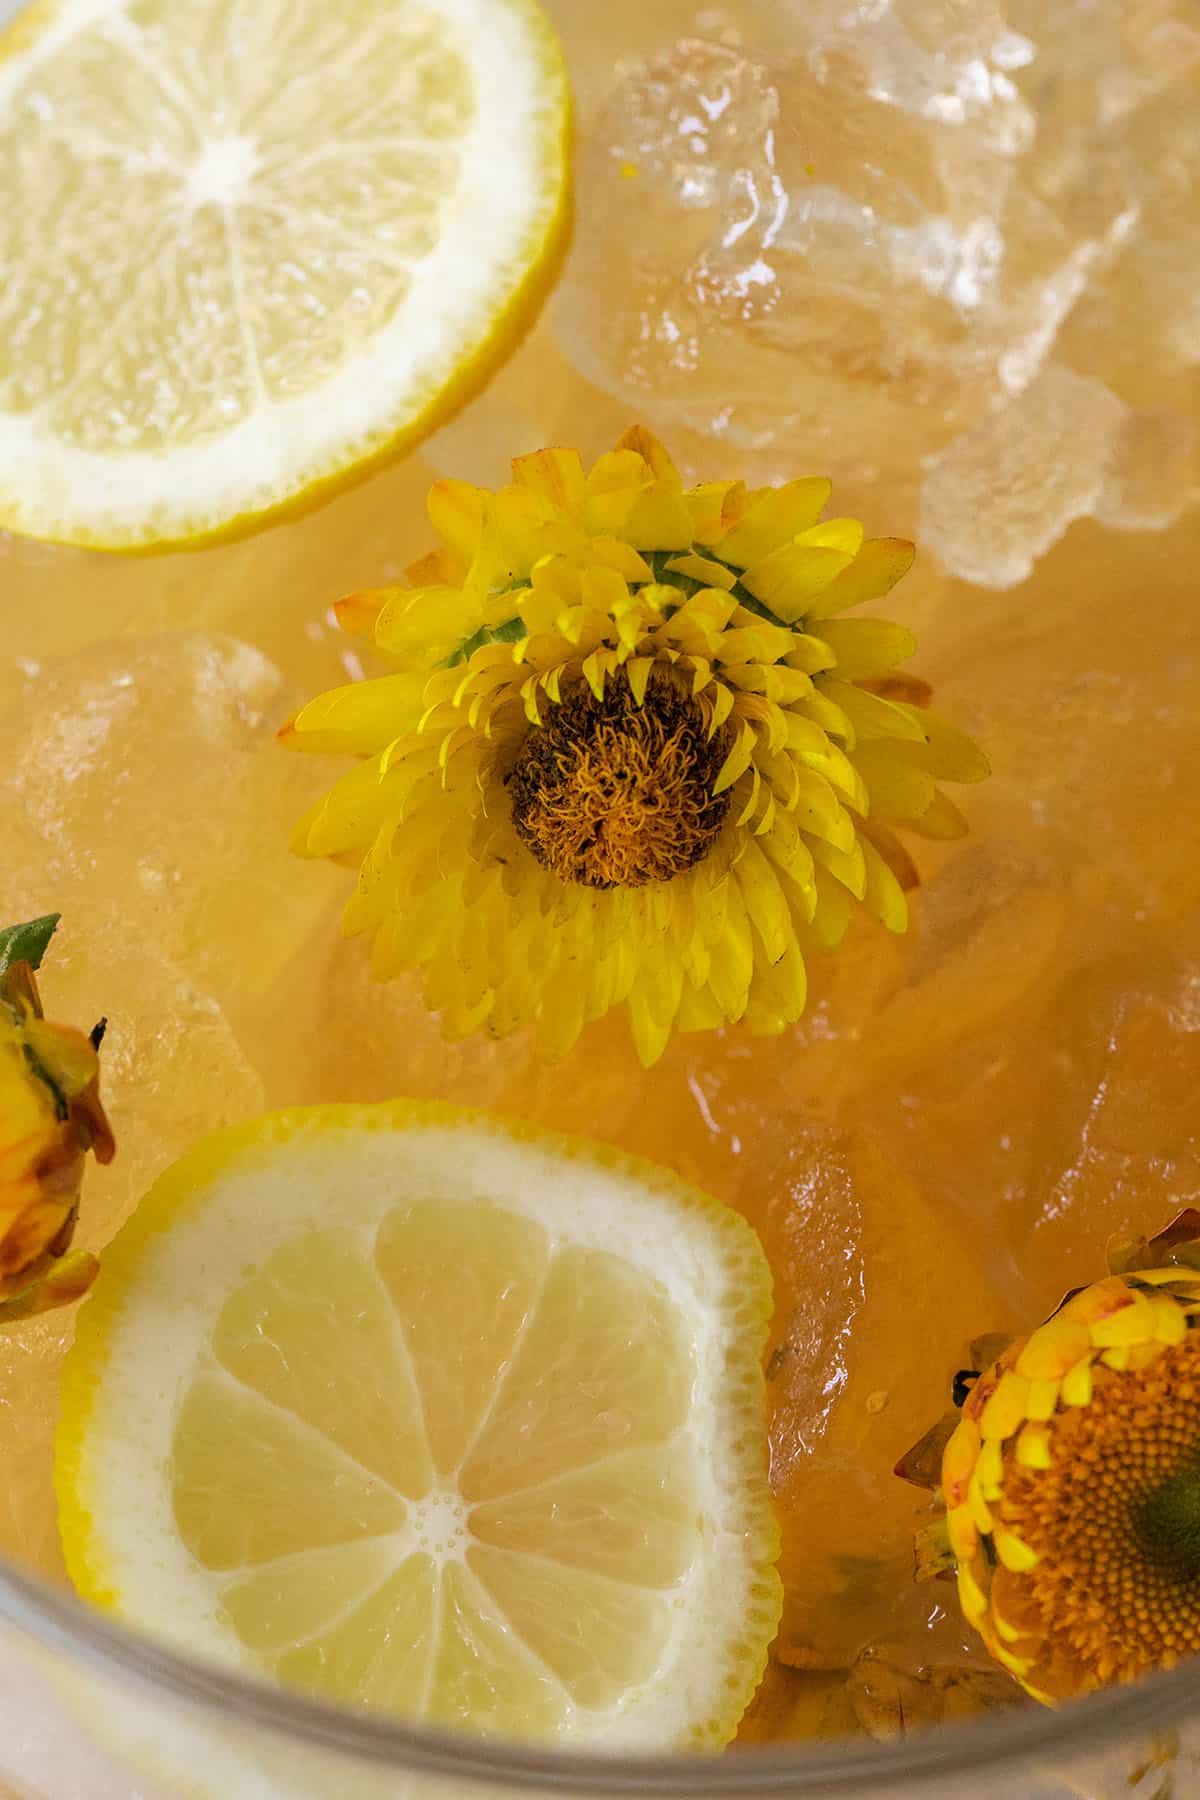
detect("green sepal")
(913, 1516), (957, 1583)
(442, 616), (526, 668)
(644, 548), (792, 629)
(441, 546), (799, 674)
(0, 914), (60, 978)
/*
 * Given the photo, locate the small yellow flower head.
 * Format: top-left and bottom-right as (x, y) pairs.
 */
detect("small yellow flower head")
(909, 1213), (1200, 1705)
(285, 429), (987, 1063)
(0, 917), (114, 1323)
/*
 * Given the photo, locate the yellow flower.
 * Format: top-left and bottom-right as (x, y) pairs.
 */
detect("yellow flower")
(901, 1212), (1200, 1705)
(284, 428), (987, 1063)
(0, 925), (114, 1323)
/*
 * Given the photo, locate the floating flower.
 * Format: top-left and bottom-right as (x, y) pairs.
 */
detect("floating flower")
(899, 1213), (1200, 1704)
(0, 916), (113, 1323)
(284, 429), (987, 1063)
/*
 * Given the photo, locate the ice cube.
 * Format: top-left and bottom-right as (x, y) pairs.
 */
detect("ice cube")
(918, 507), (1200, 922)
(554, 40), (808, 457)
(759, 1127), (1013, 1667)
(918, 366), (1126, 586)
(38, 917), (269, 1237)
(922, 373), (1199, 590)
(915, 0), (1200, 590)
(846, 498), (1200, 1259)
(1025, 943), (1200, 1281)
(554, 1), (1199, 593)
(1057, 75), (1200, 410)
(775, 0), (1036, 154)
(1006, 0), (1200, 138)
(1099, 409), (1200, 533)
(845, 1638), (1023, 1738)
(0, 633), (341, 1079)
(553, 13), (1132, 491)
(541, 0), (758, 118)
(274, 937), (539, 1117)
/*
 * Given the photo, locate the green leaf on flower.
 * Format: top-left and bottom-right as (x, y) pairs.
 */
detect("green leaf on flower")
(443, 616), (527, 668)
(0, 914), (61, 977)
(644, 548), (792, 629)
(441, 550), (797, 677)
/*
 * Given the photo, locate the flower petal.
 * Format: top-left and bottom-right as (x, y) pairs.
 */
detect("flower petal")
(892, 708), (992, 783)
(621, 485), (695, 552)
(333, 589), (390, 635)
(804, 538), (916, 619)
(818, 617), (918, 679)
(374, 586), (483, 662)
(664, 553), (738, 591)
(615, 425), (682, 483)
(427, 478), (487, 565)
(685, 481), (747, 544)
(295, 756), (398, 858)
(741, 544), (856, 625)
(716, 479), (832, 567)
(735, 840), (792, 963)
(808, 834), (867, 902)
(713, 723), (758, 795)
(511, 447), (587, 515)
(906, 789), (971, 840)
(283, 674), (426, 756)
(852, 743), (938, 820)
(819, 678), (928, 744)
(859, 834), (909, 932)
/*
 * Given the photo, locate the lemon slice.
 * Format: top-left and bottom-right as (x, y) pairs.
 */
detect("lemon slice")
(0, 0), (569, 550)
(57, 1103), (780, 1749)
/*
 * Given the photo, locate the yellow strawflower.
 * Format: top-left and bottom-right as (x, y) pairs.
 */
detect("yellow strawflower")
(0, 917), (113, 1323)
(284, 429), (987, 1063)
(900, 1213), (1200, 1705)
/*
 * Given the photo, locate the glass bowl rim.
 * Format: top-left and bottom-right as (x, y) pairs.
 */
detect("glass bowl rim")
(1, 1555), (1197, 1792)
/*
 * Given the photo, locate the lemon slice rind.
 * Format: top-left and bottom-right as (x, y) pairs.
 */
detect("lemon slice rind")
(57, 1101), (780, 1752)
(0, 0), (570, 551)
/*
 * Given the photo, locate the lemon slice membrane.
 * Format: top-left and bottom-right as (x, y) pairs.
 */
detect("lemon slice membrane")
(58, 1104), (780, 1750)
(0, 0), (570, 548)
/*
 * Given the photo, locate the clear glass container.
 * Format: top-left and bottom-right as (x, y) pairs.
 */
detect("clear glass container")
(0, 1560), (1197, 1798)
(3, 0), (1200, 1792)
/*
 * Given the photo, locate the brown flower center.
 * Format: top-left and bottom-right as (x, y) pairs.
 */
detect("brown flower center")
(507, 672), (732, 890)
(1000, 1331), (1200, 1685)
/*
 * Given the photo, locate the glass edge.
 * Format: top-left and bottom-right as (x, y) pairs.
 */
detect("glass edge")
(1, 1559), (1199, 1793)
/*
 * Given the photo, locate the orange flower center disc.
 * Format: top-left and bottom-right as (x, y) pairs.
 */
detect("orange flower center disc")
(508, 672), (732, 890)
